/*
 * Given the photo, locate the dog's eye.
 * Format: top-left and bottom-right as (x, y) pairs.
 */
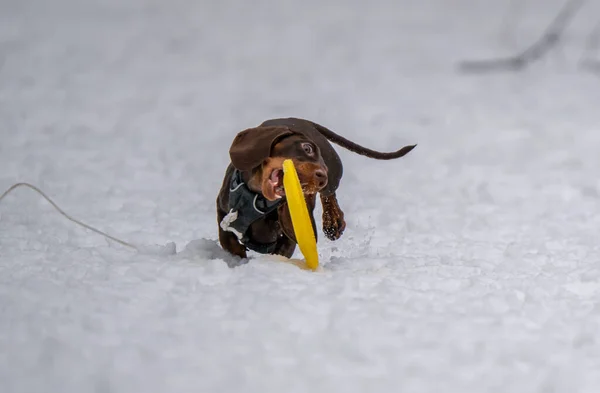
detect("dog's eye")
(302, 143), (315, 156)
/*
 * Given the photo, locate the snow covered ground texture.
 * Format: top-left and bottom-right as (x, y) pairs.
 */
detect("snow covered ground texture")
(2, 0), (600, 392)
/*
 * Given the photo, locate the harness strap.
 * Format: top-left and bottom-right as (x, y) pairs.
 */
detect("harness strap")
(220, 170), (283, 254)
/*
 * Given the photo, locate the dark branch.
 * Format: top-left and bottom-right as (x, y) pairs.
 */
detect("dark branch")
(457, 0), (585, 74)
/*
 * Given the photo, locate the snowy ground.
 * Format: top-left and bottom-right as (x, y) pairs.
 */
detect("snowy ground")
(2, 0), (600, 392)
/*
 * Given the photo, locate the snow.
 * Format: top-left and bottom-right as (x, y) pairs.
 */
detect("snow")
(2, 0), (600, 392)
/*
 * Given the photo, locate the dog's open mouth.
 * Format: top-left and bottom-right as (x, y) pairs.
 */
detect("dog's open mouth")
(269, 169), (285, 198)
(268, 168), (312, 199)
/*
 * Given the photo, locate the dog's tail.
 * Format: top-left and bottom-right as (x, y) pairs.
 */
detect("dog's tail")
(310, 121), (417, 160)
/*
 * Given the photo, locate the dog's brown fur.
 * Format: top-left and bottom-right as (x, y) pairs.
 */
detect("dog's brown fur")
(217, 118), (416, 260)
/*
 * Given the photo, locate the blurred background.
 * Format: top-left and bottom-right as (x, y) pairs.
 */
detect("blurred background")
(2, 0), (599, 248)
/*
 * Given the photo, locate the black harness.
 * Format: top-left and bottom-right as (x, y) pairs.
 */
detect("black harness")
(219, 169), (283, 254)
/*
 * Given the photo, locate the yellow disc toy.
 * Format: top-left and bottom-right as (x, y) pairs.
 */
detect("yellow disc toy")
(282, 159), (319, 271)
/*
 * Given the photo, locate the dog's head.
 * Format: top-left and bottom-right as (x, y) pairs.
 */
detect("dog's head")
(229, 126), (328, 201)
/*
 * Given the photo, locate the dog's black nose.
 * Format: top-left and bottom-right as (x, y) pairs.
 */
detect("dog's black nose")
(314, 169), (328, 189)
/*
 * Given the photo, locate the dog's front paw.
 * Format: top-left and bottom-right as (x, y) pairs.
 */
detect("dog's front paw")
(323, 209), (346, 241)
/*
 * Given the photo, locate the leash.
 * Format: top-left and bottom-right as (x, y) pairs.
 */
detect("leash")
(0, 182), (138, 250)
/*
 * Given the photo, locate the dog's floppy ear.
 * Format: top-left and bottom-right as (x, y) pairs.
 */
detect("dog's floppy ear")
(229, 126), (295, 170)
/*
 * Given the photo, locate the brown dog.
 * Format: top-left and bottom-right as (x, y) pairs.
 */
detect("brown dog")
(216, 118), (416, 260)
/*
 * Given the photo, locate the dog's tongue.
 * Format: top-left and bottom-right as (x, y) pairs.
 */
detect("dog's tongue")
(270, 169), (283, 185)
